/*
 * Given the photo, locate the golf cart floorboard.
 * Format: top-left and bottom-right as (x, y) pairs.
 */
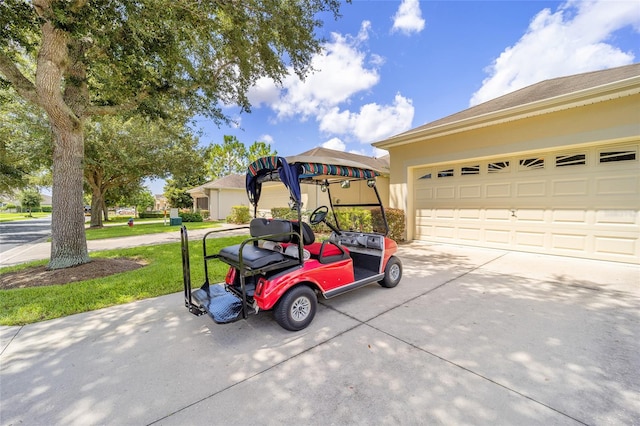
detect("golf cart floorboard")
(353, 266), (379, 282)
(191, 284), (246, 324)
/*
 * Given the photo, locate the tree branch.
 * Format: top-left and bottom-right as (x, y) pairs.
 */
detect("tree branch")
(0, 51), (40, 106)
(84, 90), (151, 117)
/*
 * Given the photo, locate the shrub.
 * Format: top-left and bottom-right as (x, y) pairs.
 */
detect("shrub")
(226, 205), (251, 224)
(138, 212), (165, 219)
(271, 207), (298, 220)
(41, 206), (52, 212)
(373, 208), (405, 242)
(334, 208), (372, 232)
(199, 209), (210, 220)
(179, 212), (203, 222)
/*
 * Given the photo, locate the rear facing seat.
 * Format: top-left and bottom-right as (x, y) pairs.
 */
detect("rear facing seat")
(218, 218), (349, 269)
(218, 218), (295, 269)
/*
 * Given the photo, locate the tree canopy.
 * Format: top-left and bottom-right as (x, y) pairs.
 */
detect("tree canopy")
(0, 87), (52, 194)
(0, 0), (343, 269)
(206, 136), (277, 180)
(20, 190), (41, 216)
(84, 114), (200, 227)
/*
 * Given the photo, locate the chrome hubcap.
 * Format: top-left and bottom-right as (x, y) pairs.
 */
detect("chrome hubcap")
(389, 264), (400, 281)
(291, 296), (311, 321)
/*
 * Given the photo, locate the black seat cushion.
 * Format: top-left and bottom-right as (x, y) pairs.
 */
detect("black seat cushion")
(290, 221), (315, 245)
(219, 244), (286, 269)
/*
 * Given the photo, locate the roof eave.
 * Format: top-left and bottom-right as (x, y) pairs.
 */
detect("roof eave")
(374, 75), (640, 149)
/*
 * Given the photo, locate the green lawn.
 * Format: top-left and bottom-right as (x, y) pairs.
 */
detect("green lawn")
(0, 236), (246, 326)
(0, 212), (51, 222)
(85, 220), (224, 240)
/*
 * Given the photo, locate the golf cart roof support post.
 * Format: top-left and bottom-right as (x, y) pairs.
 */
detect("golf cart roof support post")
(372, 182), (390, 236)
(297, 204), (304, 262)
(325, 185), (340, 230)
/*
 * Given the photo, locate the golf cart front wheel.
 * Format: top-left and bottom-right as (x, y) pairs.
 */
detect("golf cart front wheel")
(274, 285), (317, 331)
(379, 256), (402, 288)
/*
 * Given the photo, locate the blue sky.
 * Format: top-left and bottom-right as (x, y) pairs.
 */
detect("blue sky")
(148, 0), (640, 194)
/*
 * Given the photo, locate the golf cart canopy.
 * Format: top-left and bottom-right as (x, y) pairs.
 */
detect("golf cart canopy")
(246, 155), (382, 207)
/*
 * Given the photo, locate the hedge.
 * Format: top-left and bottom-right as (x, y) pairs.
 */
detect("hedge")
(138, 212), (165, 218)
(226, 205), (251, 224)
(373, 208), (405, 242)
(179, 212), (203, 222)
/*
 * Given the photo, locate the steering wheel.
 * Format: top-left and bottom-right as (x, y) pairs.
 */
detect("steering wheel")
(309, 206), (328, 225)
(309, 205), (341, 235)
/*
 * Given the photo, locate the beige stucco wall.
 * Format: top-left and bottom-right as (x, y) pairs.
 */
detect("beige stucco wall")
(385, 94), (640, 240)
(206, 188), (247, 220)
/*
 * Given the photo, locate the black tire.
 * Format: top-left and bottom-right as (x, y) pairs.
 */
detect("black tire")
(379, 256), (402, 288)
(274, 285), (317, 331)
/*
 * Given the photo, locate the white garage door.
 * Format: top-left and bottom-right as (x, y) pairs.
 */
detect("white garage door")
(414, 143), (640, 264)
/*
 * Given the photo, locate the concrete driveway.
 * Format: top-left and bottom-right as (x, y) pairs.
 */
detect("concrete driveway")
(1, 243), (638, 425)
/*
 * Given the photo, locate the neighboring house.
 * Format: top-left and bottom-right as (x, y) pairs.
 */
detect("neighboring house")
(0, 192), (52, 210)
(153, 194), (168, 212)
(188, 147), (391, 220)
(188, 174), (247, 220)
(374, 63), (640, 264)
(40, 193), (52, 207)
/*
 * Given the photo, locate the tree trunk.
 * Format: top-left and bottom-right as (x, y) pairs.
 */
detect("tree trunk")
(48, 126), (90, 269)
(102, 199), (109, 221)
(90, 190), (104, 228)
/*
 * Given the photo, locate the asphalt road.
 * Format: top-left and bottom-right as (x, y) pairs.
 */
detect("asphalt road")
(0, 216), (52, 254)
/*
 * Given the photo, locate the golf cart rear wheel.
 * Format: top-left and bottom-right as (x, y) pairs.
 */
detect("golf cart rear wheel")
(275, 285), (317, 331)
(379, 256), (402, 288)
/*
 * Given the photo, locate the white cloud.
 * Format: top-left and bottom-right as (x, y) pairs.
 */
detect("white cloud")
(391, 0), (425, 35)
(471, 0), (640, 106)
(245, 21), (414, 146)
(322, 137), (346, 151)
(248, 21), (380, 120)
(247, 77), (281, 107)
(319, 93), (415, 144)
(258, 134), (274, 145)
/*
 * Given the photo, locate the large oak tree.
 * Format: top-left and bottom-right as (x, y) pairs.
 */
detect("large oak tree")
(0, 0), (342, 269)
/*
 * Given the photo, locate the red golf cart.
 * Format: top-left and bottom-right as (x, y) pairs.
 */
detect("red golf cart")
(181, 155), (402, 331)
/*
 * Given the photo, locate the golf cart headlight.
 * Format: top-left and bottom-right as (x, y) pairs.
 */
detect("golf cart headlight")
(341, 180), (350, 189)
(367, 179), (376, 188)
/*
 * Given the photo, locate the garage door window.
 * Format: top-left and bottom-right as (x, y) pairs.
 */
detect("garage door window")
(461, 165), (480, 175)
(488, 161), (509, 173)
(519, 157), (545, 170)
(438, 169), (454, 178)
(599, 150), (637, 163)
(556, 154), (586, 167)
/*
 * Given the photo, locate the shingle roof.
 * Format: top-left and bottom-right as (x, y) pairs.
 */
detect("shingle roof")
(202, 173), (245, 189)
(378, 63), (640, 144)
(187, 174), (245, 194)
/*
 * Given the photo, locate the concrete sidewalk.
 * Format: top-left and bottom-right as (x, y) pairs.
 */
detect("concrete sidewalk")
(0, 223), (250, 267)
(1, 242), (639, 425)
